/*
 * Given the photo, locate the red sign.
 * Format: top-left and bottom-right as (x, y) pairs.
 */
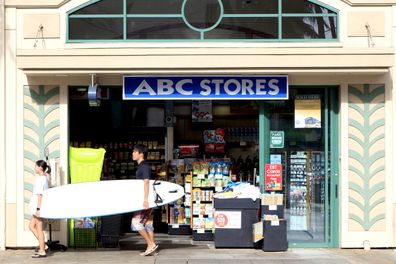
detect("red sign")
(214, 213), (228, 227)
(265, 164), (282, 191)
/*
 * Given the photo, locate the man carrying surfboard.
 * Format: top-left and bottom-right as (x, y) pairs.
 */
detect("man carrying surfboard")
(131, 144), (158, 256)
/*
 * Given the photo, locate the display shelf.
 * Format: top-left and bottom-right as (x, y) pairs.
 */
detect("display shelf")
(71, 138), (166, 180)
(289, 151), (308, 231)
(167, 159), (192, 235)
(190, 161), (230, 241)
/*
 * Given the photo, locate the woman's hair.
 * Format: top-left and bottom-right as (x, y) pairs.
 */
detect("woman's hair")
(36, 160), (51, 174)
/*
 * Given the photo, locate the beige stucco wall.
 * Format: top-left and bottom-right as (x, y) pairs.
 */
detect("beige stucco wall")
(1, 0), (396, 249)
(0, 0), (6, 252)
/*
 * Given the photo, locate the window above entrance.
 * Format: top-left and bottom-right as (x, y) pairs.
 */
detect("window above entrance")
(67, 0), (338, 42)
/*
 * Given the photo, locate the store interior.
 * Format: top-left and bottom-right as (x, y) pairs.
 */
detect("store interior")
(68, 85), (330, 248)
(69, 86), (260, 246)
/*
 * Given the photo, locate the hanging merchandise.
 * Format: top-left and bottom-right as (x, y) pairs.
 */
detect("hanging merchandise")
(203, 128), (225, 153)
(192, 100), (212, 122)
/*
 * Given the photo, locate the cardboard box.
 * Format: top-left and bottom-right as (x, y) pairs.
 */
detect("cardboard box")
(253, 221), (263, 242)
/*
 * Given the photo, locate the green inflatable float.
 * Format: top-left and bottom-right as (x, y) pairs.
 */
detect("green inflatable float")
(68, 146), (106, 248)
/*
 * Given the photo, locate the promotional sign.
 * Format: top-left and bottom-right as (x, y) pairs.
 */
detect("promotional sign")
(270, 131), (284, 148)
(265, 164), (282, 191)
(123, 76), (288, 100)
(214, 211), (241, 229)
(294, 95), (321, 128)
(270, 154), (282, 164)
(192, 100), (212, 122)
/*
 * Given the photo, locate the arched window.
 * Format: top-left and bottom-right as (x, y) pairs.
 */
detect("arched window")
(67, 0), (338, 42)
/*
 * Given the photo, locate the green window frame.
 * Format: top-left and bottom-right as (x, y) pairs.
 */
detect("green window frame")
(67, 0), (338, 42)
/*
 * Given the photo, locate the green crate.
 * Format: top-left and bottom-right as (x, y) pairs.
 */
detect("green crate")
(74, 228), (97, 248)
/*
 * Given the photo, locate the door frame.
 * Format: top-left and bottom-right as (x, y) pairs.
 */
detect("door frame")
(259, 85), (339, 248)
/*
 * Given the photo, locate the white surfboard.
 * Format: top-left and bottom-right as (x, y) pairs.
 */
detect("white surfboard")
(32, 180), (184, 219)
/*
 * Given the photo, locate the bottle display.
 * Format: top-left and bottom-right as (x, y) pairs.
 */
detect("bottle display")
(289, 151), (308, 231)
(167, 159), (192, 235)
(191, 161), (230, 241)
(70, 140), (166, 180)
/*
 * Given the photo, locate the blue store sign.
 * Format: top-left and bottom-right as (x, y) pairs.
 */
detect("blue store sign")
(123, 76), (288, 100)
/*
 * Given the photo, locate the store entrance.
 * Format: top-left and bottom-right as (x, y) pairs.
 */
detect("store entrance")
(68, 86), (260, 243)
(265, 86), (339, 247)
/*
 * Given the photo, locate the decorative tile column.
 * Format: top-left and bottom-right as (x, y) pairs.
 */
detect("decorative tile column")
(23, 85), (60, 227)
(343, 84), (389, 247)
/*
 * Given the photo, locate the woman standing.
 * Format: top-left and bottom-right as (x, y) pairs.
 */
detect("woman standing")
(28, 160), (50, 258)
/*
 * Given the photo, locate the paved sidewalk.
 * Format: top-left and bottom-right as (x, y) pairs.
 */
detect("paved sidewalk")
(1, 234), (396, 264)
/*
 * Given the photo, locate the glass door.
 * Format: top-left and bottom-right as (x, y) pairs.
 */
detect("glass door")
(262, 86), (339, 247)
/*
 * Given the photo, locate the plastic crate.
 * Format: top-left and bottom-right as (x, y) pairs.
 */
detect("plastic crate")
(100, 235), (120, 248)
(74, 228), (97, 248)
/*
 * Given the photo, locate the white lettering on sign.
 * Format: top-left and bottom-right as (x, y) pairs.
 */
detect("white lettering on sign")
(256, 79), (267, 95)
(242, 79), (254, 95)
(158, 79), (174, 95)
(200, 79), (211, 96)
(132, 80), (156, 95)
(266, 168), (281, 174)
(131, 78), (282, 97)
(224, 79), (241, 95)
(212, 79), (224, 95)
(268, 79), (280, 95)
(175, 79), (193, 95)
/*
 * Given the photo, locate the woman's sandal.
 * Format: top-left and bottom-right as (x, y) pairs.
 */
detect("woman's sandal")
(31, 253), (47, 258)
(35, 245), (49, 252)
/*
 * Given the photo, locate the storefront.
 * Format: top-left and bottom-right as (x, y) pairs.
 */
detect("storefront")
(1, 0), (396, 250)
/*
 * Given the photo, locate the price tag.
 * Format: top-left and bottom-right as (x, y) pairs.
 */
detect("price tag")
(214, 174), (223, 179)
(197, 229), (205, 233)
(269, 205), (277, 211)
(197, 174), (205, 179)
(172, 224), (179, 228)
(215, 187), (223, 192)
(271, 220), (280, 226)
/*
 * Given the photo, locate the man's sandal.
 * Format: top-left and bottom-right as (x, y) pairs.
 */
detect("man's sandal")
(140, 244), (158, 256)
(31, 253), (47, 258)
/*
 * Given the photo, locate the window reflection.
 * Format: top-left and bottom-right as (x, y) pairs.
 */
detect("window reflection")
(127, 18), (199, 39)
(222, 0), (278, 14)
(184, 0), (221, 30)
(127, 0), (182, 14)
(68, 0), (338, 41)
(73, 0), (123, 14)
(282, 17), (337, 39)
(69, 18), (123, 39)
(282, 0), (336, 14)
(206, 18), (278, 39)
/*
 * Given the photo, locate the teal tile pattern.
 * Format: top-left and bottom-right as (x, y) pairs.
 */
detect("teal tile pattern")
(348, 84), (385, 231)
